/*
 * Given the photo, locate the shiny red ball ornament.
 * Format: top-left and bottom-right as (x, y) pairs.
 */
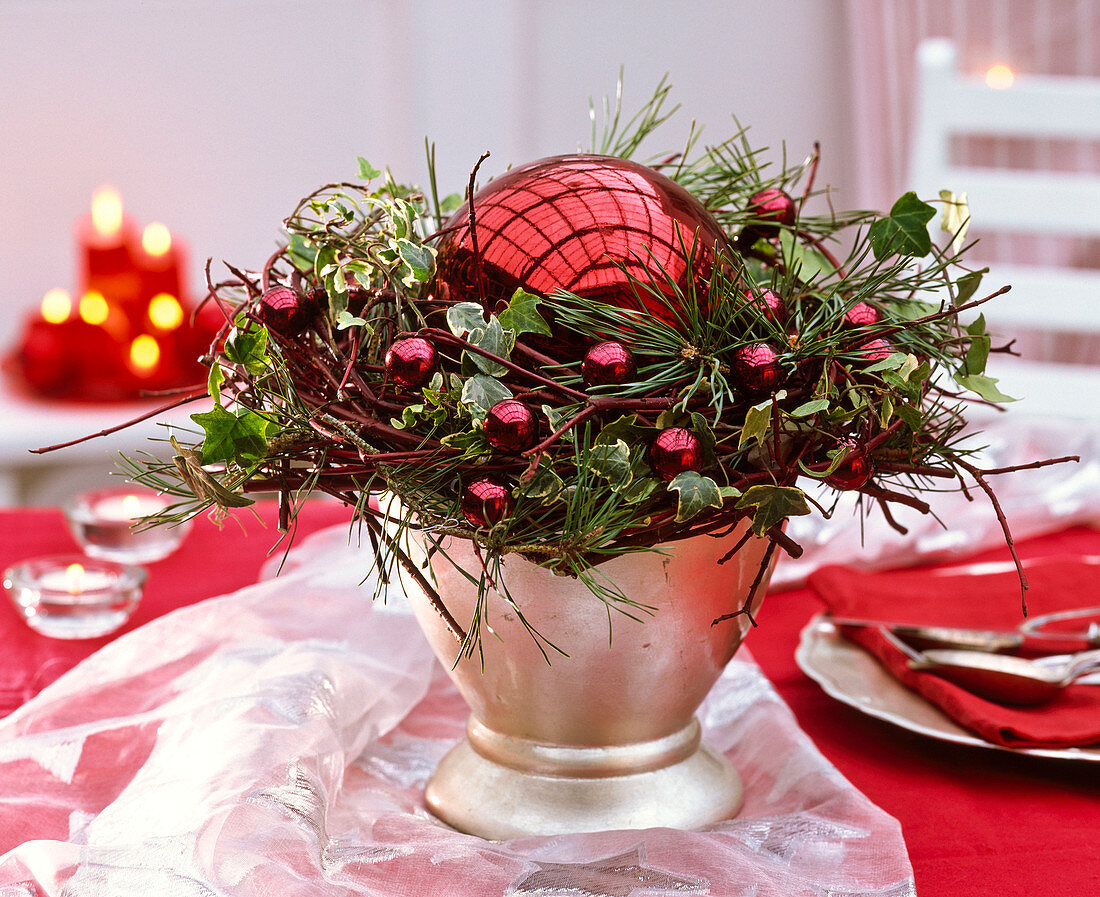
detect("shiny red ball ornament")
(385, 336), (437, 388)
(461, 476), (514, 528)
(581, 341), (637, 385)
(433, 154), (730, 325)
(854, 338), (894, 363)
(824, 438), (875, 491)
(843, 301), (881, 328)
(484, 400), (539, 452)
(741, 287), (788, 325)
(258, 285), (314, 336)
(731, 342), (784, 397)
(649, 427), (704, 481)
(747, 188), (797, 229)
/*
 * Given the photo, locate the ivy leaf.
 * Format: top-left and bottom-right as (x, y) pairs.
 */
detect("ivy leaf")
(739, 398), (772, 448)
(595, 414), (651, 447)
(389, 403), (425, 430)
(790, 397), (830, 419)
(334, 309), (371, 331)
(207, 364), (225, 403)
(669, 471), (723, 522)
(862, 351), (908, 374)
(896, 402), (923, 431)
(778, 230), (834, 282)
(439, 427), (488, 459)
(588, 440), (634, 491)
(460, 374), (513, 420)
(955, 373), (1016, 403)
(468, 316), (515, 377)
(223, 328), (270, 376)
(956, 268), (987, 304)
(286, 234), (317, 269)
(868, 192), (935, 260)
(497, 288), (552, 337)
(939, 190), (970, 254)
(396, 239), (436, 284)
(963, 314), (991, 376)
(357, 157), (381, 180)
(522, 463), (566, 501)
(447, 302), (488, 337)
(190, 404), (275, 464)
(736, 484), (811, 536)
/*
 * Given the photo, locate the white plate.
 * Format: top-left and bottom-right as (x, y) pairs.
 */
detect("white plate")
(795, 615), (1100, 762)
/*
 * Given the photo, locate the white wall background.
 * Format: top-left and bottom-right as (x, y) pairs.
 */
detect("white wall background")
(1, 0), (856, 349)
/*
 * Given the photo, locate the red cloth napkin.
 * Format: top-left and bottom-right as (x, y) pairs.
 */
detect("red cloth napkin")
(808, 557), (1100, 749)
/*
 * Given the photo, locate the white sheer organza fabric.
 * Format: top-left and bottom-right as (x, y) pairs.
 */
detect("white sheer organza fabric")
(0, 523), (915, 897)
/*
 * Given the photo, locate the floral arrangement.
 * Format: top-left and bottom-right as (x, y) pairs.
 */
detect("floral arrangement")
(62, 80), (1071, 657)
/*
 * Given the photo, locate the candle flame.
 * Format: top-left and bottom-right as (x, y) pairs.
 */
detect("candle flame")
(142, 222), (172, 257)
(121, 494), (143, 518)
(148, 293), (184, 330)
(41, 288), (72, 324)
(64, 562), (85, 594)
(130, 334), (160, 372)
(985, 64), (1015, 89)
(79, 291), (110, 325)
(91, 186), (123, 237)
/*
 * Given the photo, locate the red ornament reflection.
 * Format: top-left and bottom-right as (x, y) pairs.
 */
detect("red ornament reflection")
(434, 154), (730, 325)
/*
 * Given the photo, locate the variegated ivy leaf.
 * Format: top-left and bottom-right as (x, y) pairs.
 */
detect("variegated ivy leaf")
(522, 464), (566, 501)
(939, 190), (970, 255)
(736, 484), (811, 536)
(468, 317), (515, 378)
(461, 373), (513, 421)
(396, 239), (436, 284)
(335, 309), (371, 331)
(447, 302), (488, 337)
(588, 439), (633, 491)
(739, 398), (773, 449)
(669, 470), (723, 522)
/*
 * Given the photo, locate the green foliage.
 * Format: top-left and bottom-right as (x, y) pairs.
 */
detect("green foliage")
(868, 192), (936, 259)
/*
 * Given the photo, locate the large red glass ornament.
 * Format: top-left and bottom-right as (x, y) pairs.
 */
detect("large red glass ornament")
(825, 437), (875, 491)
(843, 301), (881, 328)
(649, 427), (704, 481)
(731, 341), (784, 397)
(258, 286), (314, 336)
(484, 400), (539, 453)
(581, 340), (637, 385)
(433, 154), (730, 325)
(461, 476), (514, 528)
(385, 336), (437, 388)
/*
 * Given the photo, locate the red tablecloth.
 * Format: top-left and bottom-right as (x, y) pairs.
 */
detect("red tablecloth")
(1, 505), (1097, 895)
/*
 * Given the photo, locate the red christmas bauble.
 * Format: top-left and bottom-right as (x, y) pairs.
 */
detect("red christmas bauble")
(649, 427), (704, 481)
(433, 154), (730, 325)
(741, 287), (787, 325)
(843, 301), (881, 328)
(731, 341), (784, 397)
(825, 438), (874, 490)
(853, 338), (894, 363)
(747, 188), (796, 230)
(385, 336), (437, 388)
(258, 286), (314, 336)
(461, 476), (514, 528)
(581, 340), (637, 385)
(484, 400), (539, 452)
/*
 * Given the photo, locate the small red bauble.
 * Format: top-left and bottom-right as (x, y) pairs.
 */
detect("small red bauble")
(854, 338), (894, 363)
(582, 341), (637, 385)
(843, 301), (881, 328)
(731, 342), (784, 397)
(825, 438), (875, 490)
(484, 400), (539, 452)
(649, 427), (704, 481)
(747, 188), (797, 229)
(258, 286), (313, 336)
(433, 154), (730, 325)
(741, 287), (787, 325)
(461, 476), (514, 528)
(385, 336), (437, 388)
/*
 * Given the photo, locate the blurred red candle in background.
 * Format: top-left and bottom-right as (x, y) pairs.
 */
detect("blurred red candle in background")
(76, 186), (141, 310)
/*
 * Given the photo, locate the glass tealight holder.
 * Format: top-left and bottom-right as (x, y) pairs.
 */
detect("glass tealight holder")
(65, 486), (192, 564)
(3, 555), (147, 639)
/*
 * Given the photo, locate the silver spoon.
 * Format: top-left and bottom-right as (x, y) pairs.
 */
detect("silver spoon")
(907, 647), (1100, 706)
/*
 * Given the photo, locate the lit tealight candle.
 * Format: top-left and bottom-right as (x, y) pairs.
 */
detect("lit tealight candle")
(40, 288), (73, 324)
(129, 334), (161, 374)
(985, 63), (1015, 90)
(148, 292), (184, 330)
(65, 487), (192, 564)
(138, 221), (184, 303)
(3, 555), (146, 640)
